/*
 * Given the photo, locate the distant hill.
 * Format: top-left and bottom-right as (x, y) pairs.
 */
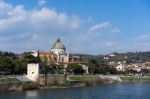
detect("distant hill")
(70, 51), (150, 66)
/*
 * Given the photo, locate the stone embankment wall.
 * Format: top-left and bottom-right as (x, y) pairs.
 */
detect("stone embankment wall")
(0, 82), (38, 92)
(37, 74), (123, 88)
(2, 75), (150, 92)
(37, 74), (67, 86)
(37, 75), (123, 87)
(67, 75), (122, 87)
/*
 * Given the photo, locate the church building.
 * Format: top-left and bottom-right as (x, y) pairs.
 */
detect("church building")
(31, 38), (88, 74)
(51, 38), (69, 63)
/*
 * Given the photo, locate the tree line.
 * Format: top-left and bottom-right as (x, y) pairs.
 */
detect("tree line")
(0, 51), (150, 75)
(0, 51), (39, 75)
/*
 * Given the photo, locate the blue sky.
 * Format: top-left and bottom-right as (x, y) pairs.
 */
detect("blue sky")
(0, 0), (150, 54)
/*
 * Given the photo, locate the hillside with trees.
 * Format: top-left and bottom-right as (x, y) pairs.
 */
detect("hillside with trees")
(0, 51), (39, 75)
(75, 51), (150, 65)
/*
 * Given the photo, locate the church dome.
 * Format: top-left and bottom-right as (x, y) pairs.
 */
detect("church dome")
(51, 38), (66, 50)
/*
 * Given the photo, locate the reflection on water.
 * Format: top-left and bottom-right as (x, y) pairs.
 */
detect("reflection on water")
(0, 83), (150, 99)
(25, 90), (39, 99)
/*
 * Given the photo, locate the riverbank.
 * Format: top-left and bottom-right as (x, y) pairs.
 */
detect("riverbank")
(0, 75), (150, 92)
(120, 76), (150, 82)
(66, 75), (150, 87)
(0, 81), (39, 92)
(67, 75), (121, 87)
(1, 83), (150, 99)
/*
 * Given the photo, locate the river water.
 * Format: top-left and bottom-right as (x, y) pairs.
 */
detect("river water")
(0, 83), (150, 99)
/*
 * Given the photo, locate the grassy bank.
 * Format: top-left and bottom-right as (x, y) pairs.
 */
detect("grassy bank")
(69, 75), (100, 81)
(68, 75), (116, 86)
(120, 76), (150, 82)
(0, 77), (18, 83)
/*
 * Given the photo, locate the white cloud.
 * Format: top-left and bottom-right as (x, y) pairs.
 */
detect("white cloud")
(0, 1), (11, 9)
(89, 21), (111, 32)
(30, 8), (82, 33)
(38, 0), (47, 6)
(0, 1), (12, 18)
(105, 41), (114, 47)
(135, 34), (150, 43)
(31, 8), (68, 28)
(0, 1), (83, 53)
(0, 2), (82, 33)
(111, 28), (120, 33)
(87, 16), (92, 23)
(71, 16), (82, 29)
(89, 21), (120, 37)
(1, 1), (144, 55)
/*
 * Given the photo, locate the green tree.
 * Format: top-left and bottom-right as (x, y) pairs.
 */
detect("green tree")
(88, 63), (97, 74)
(141, 69), (149, 75)
(67, 64), (85, 74)
(41, 56), (49, 85)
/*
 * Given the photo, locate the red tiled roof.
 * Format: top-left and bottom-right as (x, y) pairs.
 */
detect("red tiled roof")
(39, 51), (57, 56)
(57, 61), (87, 64)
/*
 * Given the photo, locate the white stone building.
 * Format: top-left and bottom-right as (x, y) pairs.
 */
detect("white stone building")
(27, 63), (40, 81)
